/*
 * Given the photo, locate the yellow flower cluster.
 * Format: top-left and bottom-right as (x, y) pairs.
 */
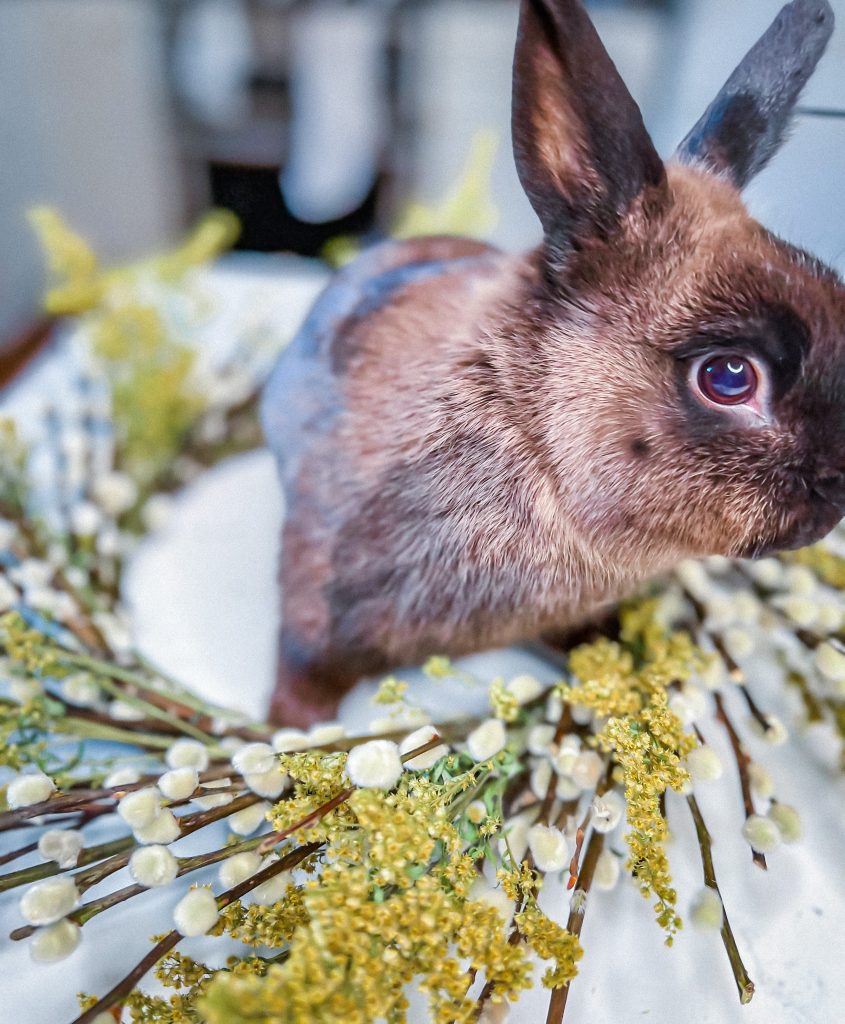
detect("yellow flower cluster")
(488, 678), (520, 722)
(515, 901), (583, 989)
(217, 885), (309, 948)
(562, 601), (700, 941)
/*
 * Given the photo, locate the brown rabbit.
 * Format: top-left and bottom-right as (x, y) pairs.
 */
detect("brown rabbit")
(262, 0), (843, 727)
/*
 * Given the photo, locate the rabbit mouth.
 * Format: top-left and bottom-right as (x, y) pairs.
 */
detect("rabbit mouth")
(766, 489), (845, 555)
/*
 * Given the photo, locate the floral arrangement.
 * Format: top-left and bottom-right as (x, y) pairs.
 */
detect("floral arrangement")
(1, 186), (845, 1024)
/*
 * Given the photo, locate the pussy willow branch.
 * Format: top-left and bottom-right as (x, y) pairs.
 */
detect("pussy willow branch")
(68, 840), (321, 1024)
(257, 734), (445, 854)
(546, 829), (605, 1024)
(10, 794), (267, 941)
(713, 692), (767, 870)
(687, 794), (755, 1005)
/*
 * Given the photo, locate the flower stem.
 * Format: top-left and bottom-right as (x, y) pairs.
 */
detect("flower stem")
(687, 794), (755, 1004)
(545, 829), (605, 1024)
(67, 841), (321, 1024)
(713, 692), (767, 870)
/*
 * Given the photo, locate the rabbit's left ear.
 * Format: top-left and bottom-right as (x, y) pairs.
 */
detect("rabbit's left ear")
(676, 0), (834, 187)
(512, 0), (666, 261)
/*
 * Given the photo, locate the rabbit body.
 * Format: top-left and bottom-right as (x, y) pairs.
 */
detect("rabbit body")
(263, 0), (845, 725)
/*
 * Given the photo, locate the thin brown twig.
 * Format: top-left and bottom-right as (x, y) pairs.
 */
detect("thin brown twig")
(257, 734), (445, 855)
(713, 692), (767, 870)
(687, 794), (755, 1005)
(67, 841), (320, 1024)
(545, 829), (605, 1024)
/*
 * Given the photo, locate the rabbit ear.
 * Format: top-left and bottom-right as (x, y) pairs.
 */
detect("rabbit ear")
(512, 0), (666, 259)
(676, 0), (834, 188)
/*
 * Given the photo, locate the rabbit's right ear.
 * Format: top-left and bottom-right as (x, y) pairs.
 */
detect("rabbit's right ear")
(512, 0), (666, 261)
(676, 0), (834, 187)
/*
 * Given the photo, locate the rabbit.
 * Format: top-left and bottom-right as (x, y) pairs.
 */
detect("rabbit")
(262, 0), (843, 727)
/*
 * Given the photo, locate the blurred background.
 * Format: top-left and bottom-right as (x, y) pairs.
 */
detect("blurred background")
(1, 0), (844, 353)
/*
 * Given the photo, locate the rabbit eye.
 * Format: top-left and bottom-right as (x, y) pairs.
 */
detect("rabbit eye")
(696, 355), (758, 406)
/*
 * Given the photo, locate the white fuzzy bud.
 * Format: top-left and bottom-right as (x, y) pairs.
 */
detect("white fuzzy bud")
(244, 767), (288, 799)
(570, 702), (593, 726)
(527, 824), (569, 873)
(768, 803), (801, 844)
(498, 811), (532, 863)
(69, 501), (102, 537)
(687, 746), (723, 783)
(748, 762), (774, 800)
(9, 558), (52, 590)
(38, 829), (83, 868)
(308, 723), (346, 746)
(134, 809), (181, 845)
(816, 604), (843, 634)
(173, 886), (219, 936)
(530, 760), (553, 801)
(466, 719), (507, 762)
(227, 801), (271, 836)
(690, 887), (724, 930)
(7, 771), (55, 809)
(478, 1003), (510, 1024)
(129, 845), (179, 887)
(91, 472), (139, 517)
(20, 877), (79, 926)
(506, 674), (544, 705)
(699, 655), (727, 692)
(104, 766), (142, 788)
(590, 790), (625, 834)
(29, 919), (81, 963)
(733, 592), (761, 624)
(109, 700), (146, 722)
(527, 723), (556, 757)
(231, 742), (276, 777)
(0, 518), (17, 549)
(723, 627), (755, 662)
(271, 728), (309, 753)
(166, 739), (209, 771)
(742, 814), (782, 853)
(745, 558), (783, 589)
(141, 494), (174, 531)
(399, 725), (448, 769)
(469, 876), (513, 926)
(158, 767), (199, 802)
(545, 691), (564, 723)
(218, 851), (262, 890)
(705, 555), (732, 575)
(570, 889), (588, 916)
(670, 685), (708, 726)
(815, 641), (845, 682)
(251, 856), (290, 905)
(784, 565), (817, 596)
(556, 774), (581, 801)
(778, 595), (819, 629)
(58, 674), (100, 708)
(346, 740), (402, 789)
(193, 779), (234, 810)
(571, 750), (603, 791)
(749, 714), (788, 746)
(466, 800), (487, 826)
(551, 735), (580, 776)
(675, 559), (711, 598)
(704, 594), (736, 630)
(117, 787), (162, 829)
(593, 850), (621, 891)
(9, 678), (41, 704)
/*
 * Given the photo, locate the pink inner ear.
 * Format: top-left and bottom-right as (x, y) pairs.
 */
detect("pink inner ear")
(511, 0), (665, 255)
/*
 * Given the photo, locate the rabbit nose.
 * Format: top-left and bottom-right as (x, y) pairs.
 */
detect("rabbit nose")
(812, 475), (845, 510)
